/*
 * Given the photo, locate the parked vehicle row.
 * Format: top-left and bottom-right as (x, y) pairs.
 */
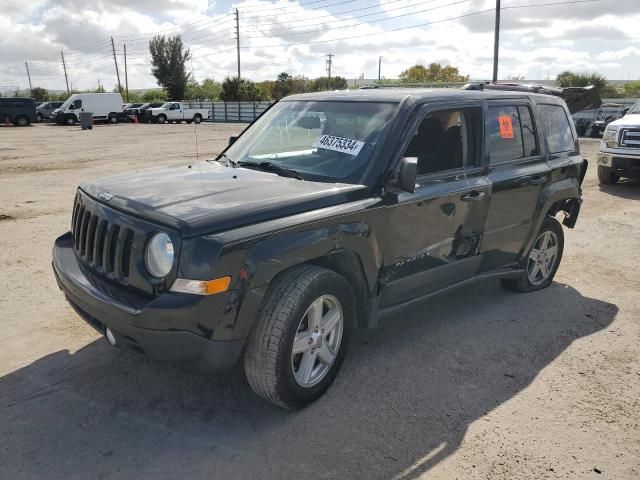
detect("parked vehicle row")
(53, 85), (588, 408)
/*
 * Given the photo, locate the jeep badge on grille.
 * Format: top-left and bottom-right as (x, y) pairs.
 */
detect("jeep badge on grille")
(99, 191), (113, 201)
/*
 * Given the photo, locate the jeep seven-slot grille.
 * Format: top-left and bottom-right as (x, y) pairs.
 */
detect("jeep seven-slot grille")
(71, 198), (135, 281)
(620, 129), (640, 148)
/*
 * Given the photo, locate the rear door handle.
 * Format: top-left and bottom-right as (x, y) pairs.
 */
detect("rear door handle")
(461, 190), (486, 202)
(528, 174), (548, 185)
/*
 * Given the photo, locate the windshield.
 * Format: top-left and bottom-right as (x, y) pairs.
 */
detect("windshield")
(628, 100), (640, 115)
(224, 100), (397, 183)
(60, 96), (76, 110)
(160, 102), (172, 109)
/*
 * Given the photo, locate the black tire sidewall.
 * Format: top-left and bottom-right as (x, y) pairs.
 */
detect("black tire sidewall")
(193, 115), (202, 124)
(276, 271), (353, 408)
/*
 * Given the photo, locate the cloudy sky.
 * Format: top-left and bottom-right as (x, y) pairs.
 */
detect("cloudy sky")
(1, 0), (638, 92)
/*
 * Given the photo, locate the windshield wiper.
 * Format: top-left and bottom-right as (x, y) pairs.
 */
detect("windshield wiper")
(237, 161), (303, 180)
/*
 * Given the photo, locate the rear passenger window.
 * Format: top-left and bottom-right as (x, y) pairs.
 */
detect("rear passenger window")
(539, 104), (575, 154)
(488, 105), (538, 163)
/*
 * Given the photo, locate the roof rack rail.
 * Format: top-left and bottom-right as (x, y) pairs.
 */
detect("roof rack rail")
(461, 82), (601, 113)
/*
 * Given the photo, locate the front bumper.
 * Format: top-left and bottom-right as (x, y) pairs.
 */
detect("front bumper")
(52, 232), (244, 372)
(598, 148), (640, 173)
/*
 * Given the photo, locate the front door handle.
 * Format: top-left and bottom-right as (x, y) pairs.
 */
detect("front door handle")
(461, 190), (486, 202)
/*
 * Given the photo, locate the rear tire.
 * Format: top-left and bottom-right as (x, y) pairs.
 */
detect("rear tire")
(244, 265), (353, 410)
(193, 114), (202, 124)
(37, 113), (44, 123)
(108, 115), (118, 124)
(598, 165), (619, 185)
(15, 116), (30, 127)
(500, 216), (564, 293)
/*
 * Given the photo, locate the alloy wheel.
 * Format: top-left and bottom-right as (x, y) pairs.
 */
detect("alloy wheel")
(527, 230), (559, 286)
(291, 294), (343, 388)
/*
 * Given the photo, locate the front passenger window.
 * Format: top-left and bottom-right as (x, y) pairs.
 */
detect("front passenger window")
(404, 108), (479, 175)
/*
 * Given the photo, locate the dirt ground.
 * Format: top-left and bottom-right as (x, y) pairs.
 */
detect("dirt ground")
(0, 123), (638, 480)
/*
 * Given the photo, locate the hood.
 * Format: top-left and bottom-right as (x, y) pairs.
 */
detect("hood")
(608, 114), (640, 128)
(80, 161), (367, 237)
(149, 107), (167, 113)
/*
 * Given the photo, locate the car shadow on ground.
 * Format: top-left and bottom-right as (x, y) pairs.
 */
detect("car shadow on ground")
(0, 281), (617, 480)
(599, 178), (640, 200)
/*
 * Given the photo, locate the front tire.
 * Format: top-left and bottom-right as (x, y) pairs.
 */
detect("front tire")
(65, 115), (76, 126)
(501, 216), (564, 293)
(37, 113), (44, 123)
(244, 265), (353, 410)
(156, 115), (166, 124)
(598, 165), (619, 185)
(108, 114), (118, 124)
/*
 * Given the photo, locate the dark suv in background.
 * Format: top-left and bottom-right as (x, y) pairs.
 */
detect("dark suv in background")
(53, 86), (588, 409)
(0, 98), (37, 126)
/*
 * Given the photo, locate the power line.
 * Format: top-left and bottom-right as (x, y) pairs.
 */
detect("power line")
(236, 0), (601, 49)
(241, 0), (473, 40)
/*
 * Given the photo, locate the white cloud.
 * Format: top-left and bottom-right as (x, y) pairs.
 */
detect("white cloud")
(1, 0), (639, 91)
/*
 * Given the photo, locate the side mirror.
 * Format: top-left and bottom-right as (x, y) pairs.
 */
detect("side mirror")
(228, 136), (238, 146)
(389, 157), (417, 193)
(623, 107), (630, 116)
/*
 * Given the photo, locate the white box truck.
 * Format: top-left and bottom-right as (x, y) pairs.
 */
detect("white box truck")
(147, 102), (210, 124)
(55, 93), (123, 126)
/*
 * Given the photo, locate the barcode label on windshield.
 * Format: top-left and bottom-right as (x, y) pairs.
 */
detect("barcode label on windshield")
(313, 135), (365, 156)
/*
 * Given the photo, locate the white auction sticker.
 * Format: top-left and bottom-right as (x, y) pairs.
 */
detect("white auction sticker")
(313, 135), (365, 156)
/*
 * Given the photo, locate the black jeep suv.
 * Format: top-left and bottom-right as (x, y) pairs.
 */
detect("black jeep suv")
(53, 88), (587, 409)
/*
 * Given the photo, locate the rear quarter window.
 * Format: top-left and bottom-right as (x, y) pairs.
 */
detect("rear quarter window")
(538, 104), (575, 154)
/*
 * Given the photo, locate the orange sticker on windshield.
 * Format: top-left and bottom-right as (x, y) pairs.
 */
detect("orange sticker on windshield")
(498, 115), (514, 139)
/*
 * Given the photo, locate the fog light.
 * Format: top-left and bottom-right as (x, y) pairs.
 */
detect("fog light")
(105, 328), (117, 346)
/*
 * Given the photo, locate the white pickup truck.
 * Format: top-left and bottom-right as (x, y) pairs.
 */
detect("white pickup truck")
(148, 102), (211, 124)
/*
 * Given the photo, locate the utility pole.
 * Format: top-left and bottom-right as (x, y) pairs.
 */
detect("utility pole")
(25, 61), (32, 93)
(124, 43), (129, 102)
(492, 0), (501, 83)
(326, 53), (334, 89)
(61, 51), (70, 94)
(111, 37), (122, 94)
(378, 56), (382, 82)
(235, 9), (241, 79)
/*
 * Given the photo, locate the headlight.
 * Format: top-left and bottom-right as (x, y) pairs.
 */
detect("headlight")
(602, 127), (618, 148)
(145, 233), (174, 277)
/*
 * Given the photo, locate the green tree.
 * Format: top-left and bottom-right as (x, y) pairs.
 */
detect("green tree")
(149, 34), (191, 100)
(623, 81), (640, 97)
(185, 78), (222, 100)
(399, 63), (469, 83)
(30, 87), (48, 102)
(310, 76), (347, 91)
(142, 89), (167, 102)
(272, 72), (311, 99)
(220, 77), (262, 101)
